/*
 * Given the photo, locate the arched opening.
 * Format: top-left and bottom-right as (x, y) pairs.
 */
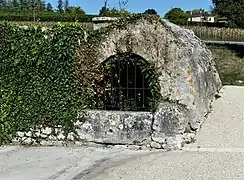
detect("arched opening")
(93, 53), (159, 112)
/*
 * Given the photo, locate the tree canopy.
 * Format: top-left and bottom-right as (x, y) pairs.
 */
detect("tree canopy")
(164, 8), (188, 25)
(67, 6), (85, 15)
(99, 6), (129, 17)
(0, 0), (52, 11)
(144, 9), (158, 15)
(212, 0), (244, 28)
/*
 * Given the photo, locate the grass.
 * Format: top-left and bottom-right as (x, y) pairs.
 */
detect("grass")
(208, 45), (244, 86)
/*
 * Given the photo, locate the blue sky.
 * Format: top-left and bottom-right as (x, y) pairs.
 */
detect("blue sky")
(48, 0), (213, 16)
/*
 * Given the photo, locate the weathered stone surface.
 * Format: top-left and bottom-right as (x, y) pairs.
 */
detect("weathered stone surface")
(151, 132), (166, 144)
(41, 127), (52, 135)
(183, 133), (196, 144)
(77, 16), (221, 148)
(153, 103), (188, 136)
(22, 137), (32, 145)
(25, 131), (32, 137)
(77, 110), (153, 145)
(16, 132), (24, 138)
(49, 135), (57, 141)
(92, 17), (119, 30)
(35, 132), (41, 137)
(150, 142), (162, 149)
(57, 134), (65, 140)
(67, 133), (76, 141)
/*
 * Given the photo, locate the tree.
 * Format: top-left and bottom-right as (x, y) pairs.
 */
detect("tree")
(104, 0), (108, 8)
(99, 0), (129, 16)
(164, 8), (188, 25)
(99, 0), (109, 16)
(99, 7), (129, 17)
(19, 0), (24, 9)
(64, 0), (68, 12)
(212, 0), (244, 28)
(0, 0), (7, 8)
(144, 9), (158, 15)
(118, 0), (128, 10)
(57, 0), (63, 13)
(40, 0), (46, 10)
(27, 0), (36, 10)
(67, 6), (85, 15)
(36, 0), (42, 10)
(19, 0), (28, 10)
(99, 6), (109, 16)
(46, 2), (52, 11)
(12, 0), (19, 9)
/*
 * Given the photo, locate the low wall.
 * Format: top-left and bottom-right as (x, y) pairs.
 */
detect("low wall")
(13, 109), (197, 150)
(78, 111), (153, 145)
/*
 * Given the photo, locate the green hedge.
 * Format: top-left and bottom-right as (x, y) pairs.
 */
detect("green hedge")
(0, 22), (87, 145)
(0, 9), (97, 22)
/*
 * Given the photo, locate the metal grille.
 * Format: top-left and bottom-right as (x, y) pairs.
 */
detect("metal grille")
(94, 53), (153, 111)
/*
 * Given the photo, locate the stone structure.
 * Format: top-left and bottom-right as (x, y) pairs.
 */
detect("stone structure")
(92, 17), (119, 30)
(13, 16), (222, 149)
(77, 16), (222, 149)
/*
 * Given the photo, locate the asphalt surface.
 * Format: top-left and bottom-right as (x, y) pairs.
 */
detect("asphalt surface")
(91, 86), (244, 180)
(0, 86), (244, 180)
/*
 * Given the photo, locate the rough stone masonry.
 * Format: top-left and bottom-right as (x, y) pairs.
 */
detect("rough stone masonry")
(14, 16), (222, 149)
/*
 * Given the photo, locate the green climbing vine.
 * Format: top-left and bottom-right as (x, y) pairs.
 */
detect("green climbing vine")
(0, 22), (87, 145)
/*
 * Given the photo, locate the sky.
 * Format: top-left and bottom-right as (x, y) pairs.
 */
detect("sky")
(48, 0), (213, 16)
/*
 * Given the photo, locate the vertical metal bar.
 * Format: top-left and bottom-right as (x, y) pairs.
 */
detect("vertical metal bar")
(142, 72), (145, 109)
(119, 56), (122, 110)
(116, 58), (119, 110)
(135, 59), (137, 111)
(110, 59), (113, 110)
(127, 58), (129, 110)
(103, 64), (106, 110)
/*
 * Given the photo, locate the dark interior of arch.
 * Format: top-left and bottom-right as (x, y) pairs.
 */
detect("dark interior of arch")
(94, 53), (154, 111)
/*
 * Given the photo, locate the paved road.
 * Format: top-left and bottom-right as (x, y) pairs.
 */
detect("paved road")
(0, 145), (150, 180)
(90, 86), (244, 180)
(0, 86), (244, 180)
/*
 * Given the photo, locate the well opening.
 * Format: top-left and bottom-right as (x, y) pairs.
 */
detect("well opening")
(93, 53), (158, 112)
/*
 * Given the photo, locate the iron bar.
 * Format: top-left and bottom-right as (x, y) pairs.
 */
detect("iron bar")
(100, 54), (152, 111)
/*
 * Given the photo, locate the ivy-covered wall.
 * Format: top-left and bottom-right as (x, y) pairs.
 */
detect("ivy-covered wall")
(0, 15), (161, 146)
(0, 22), (88, 145)
(0, 15), (222, 149)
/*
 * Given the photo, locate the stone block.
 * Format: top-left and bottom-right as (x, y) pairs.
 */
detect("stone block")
(150, 142), (162, 149)
(77, 110), (153, 145)
(42, 127), (52, 135)
(153, 103), (188, 136)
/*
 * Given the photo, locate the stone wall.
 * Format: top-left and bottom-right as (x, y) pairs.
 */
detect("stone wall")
(92, 17), (119, 30)
(13, 110), (196, 149)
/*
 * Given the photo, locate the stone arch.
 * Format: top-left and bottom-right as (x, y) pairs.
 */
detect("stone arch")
(76, 16), (222, 149)
(94, 52), (159, 112)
